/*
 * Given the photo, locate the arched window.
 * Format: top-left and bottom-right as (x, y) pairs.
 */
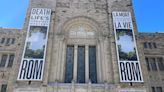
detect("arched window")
(63, 17), (99, 83)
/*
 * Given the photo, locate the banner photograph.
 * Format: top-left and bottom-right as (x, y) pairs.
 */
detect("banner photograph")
(24, 26), (47, 59)
(116, 29), (137, 61)
(18, 8), (51, 81)
(112, 11), (143, 82)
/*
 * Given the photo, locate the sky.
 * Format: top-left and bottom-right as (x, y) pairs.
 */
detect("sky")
(132, 0), (164, 32)
(0, 0), (163, 32)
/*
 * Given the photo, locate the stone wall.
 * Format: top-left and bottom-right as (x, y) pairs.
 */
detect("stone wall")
(139, 33), (164, 92)
(0, 28), (24, 92)
(0, 0), (153, 92)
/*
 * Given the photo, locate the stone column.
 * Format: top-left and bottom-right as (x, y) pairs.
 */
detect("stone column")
(103, 38), (108, 82)
(97, 42), (102, 82)
(57, 39), (63, 81)
(96, 42), (102, 82)
(73, 45), (78, 82)
(99, 37), (107, 82)
(85, 45), (89, 83)
(60, 38), (65, 82)
(54, 38), (60, 82)
(104, 37), (110, 83)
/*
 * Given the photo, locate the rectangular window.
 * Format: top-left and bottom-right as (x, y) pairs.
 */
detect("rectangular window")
(152, 87), (155, 92)
(148, 42), (152, 49)
(11, 38), (15, 44)
(1, 84), (7, 92)
(150, 58), (157, 71)
(65, 46), (74, 83)
(77, 46), (85, 83)
(89, 46), (97, 83)
(143, 42), (147, 48)
(0, 55), (8, 67)
(7, 54), (15, 67)
(5, 38), (10, 45)
(1, 38), (5, 44)
(157, 57), (164, 71)
(156, 87), (162, 92)
(153, 42), (157, 48)
(145, 57), (150, 71)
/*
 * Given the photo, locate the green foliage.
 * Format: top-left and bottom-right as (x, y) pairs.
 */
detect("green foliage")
(116, 29), (137, 61)
(24, 45), (45, 59)
(118, 45), (137, 61)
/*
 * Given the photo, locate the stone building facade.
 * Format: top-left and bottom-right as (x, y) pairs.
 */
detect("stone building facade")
(0, 0), (163, 92)
(138, 33), (164, 92)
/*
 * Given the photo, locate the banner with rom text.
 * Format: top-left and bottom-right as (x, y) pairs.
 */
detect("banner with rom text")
(17, 8), (51, 81)
(112, 11), (143, 82)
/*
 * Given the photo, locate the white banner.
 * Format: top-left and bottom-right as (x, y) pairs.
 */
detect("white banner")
(17, 8), (51, 81)
(112, 11), (143, 82)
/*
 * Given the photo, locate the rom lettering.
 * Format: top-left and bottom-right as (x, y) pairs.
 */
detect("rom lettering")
(120, 62), (142, 82)
(19, 59), (43, 80)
